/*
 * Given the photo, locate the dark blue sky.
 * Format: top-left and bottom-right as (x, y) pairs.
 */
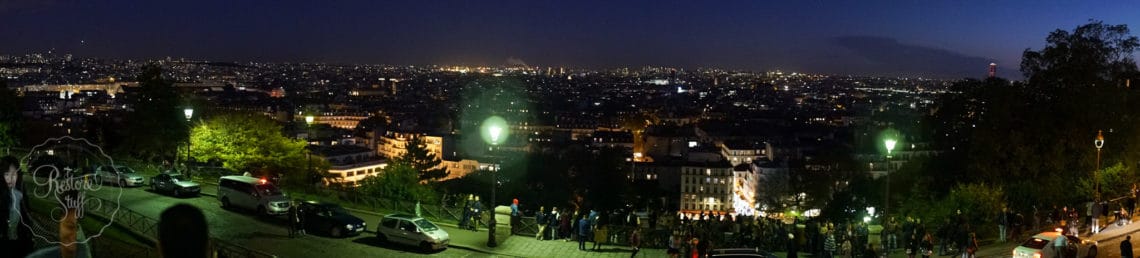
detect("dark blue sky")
(2, 1), (1138, 78)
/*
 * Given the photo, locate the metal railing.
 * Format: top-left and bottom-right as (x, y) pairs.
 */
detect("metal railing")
(82, 194), (278, 258)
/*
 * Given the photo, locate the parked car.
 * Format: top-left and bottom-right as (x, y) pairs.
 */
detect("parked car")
(297, 201), (366, 238)
(376, 214), (450, 251)
(1012, 231), (1097, 258)
(96, 165), (145, 187)
(150, 173), (201, 197)
(217, 175), (290, 216)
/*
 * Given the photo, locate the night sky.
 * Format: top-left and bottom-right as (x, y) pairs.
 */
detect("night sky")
(2, 0), (1138, 78)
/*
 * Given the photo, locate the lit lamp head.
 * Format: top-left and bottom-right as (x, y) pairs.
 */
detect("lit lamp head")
(183, 108), (194, 121)
(884, 138), (897, 156)
(1095, 130), (1104, 150)
(305, 115), (315, 125)
(480, 116), (510, 146)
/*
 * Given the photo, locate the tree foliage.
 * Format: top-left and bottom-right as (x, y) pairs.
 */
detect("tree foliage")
(0, 80), (20, 148)
(358, 162), (437, 203)
(400, 136), (448, 181)
(912, 21), (1140, 218)
(121, 65), (187, 161)
(1021, 20), (1140, 89)
(187, 112), (320, 185)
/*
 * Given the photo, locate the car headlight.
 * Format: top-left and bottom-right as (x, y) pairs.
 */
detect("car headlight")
(346, 224), (354, 229)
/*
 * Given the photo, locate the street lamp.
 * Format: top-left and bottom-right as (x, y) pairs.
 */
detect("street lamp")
(184, 107), (193, 177)
(1095, 130), (1104, 199)
(883, 138), (896, 220)
(306, 115), (314, 186)
(480, 116), (509, 247)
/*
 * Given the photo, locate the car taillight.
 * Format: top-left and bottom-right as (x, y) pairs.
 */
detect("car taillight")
(1033, 252), (1041, 258)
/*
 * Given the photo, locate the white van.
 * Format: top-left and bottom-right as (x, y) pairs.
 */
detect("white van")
(217, 176), (290, 216)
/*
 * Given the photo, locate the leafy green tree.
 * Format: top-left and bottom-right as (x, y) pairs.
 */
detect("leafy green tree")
(943, 183), (1006, 226)
(121, 65), (187, 161)
(187, 112), (321, 186)
(1021, 20), (1140, 89)
(0, 80), (19, 148)
(399, 136), (448, 181)
(358, 162), (437, 203)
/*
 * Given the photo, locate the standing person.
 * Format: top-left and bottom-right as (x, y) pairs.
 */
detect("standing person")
(536, 206), (547, 240)
(472, 196), (483, 231)
(578, 214), (589, 251)
(841, 236), (853, 258)
(787, 231), (799, 258)
(905, 232), (918, 258)
(885, 217), (897, 253)
(668, 232), (681, 258)
(158, 204), (211, 258)
(560, 208), (572, 241)
(288, 200), (300, 238)
(415, 201), (422, 218)
(510, 198), (520, 233)
(920, 233), (935, 258)
(963, 232), (978, 258)
(1132, 184), (1139, 219)
(1090, 199), (1102, 234)
(823, 229), (837, 258)
(550, 207), (561, 240)
(1122, 235), (1134, 258)
(629, 227), (641, 258)
(997, 206), (1010, 242)
(1053, 230), (1066, 258)
(296, 202), (307, 236)
(1, 156), (34, 258)
(460, 194), (472, 230)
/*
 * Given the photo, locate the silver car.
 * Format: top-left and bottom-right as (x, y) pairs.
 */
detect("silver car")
(1012, 231), (1097, 258)
(96, 165), (145, 187)
(376, 214), (450, 251)
(150, 173), (201, 197)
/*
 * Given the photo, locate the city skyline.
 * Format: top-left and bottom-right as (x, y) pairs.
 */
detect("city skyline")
(2, 1), (1139, 79)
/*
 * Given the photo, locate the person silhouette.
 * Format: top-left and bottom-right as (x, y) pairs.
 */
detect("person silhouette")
(158, 204), (211, 258)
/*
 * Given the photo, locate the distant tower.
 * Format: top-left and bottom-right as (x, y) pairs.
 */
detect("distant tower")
(988, 63), (997, 78)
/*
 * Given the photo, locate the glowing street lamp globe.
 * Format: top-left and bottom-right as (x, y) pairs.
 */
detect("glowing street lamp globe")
(884, 139), (897, 156)
(480, 116), (510, 146)
(305, 115), (315, 125)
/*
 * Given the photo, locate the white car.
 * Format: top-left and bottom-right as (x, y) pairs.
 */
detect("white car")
(376, 214), (450, 251)
(1012, 231), (1097, 258)
(96, 165), (145, 187)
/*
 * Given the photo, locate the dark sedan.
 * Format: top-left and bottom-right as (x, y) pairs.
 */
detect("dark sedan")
(299, 201), (366, 238)
(150, 173), (201, 197)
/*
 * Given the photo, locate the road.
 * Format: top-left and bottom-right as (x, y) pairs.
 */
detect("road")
(1085, 229), (1140, 258)
(76, 182), (494, 258)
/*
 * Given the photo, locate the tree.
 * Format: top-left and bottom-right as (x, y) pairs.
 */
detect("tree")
(1021, 20), (1140, 89)
(121, 65), (187, 161)
(359, 162), (437, 203)
(187, 112), (321, 186)
(0, 80), (19, 148)
(400, 136), (448, 181)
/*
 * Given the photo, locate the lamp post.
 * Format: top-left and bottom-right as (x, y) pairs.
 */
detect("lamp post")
(1095, 130), (1104, 199)
(883, 138), (896, 220)
(184, 108), (193, 177)
(306, 115), (314, 186)
(481, 116), (508, 247)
